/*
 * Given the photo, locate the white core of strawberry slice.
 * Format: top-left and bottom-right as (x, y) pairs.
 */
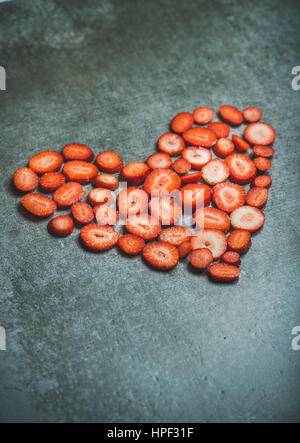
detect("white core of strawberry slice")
(230, 206), (265, 232)
(191, 229), (227, 259)
(244, 122), (276, 145)
(202, 159), (230, 185)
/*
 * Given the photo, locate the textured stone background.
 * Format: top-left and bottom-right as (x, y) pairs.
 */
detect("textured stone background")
(0, 0), (299, 423)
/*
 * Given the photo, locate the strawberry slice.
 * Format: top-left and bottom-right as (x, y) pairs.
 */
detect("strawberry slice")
(48, 215), (74, 237)
(158, 226), (191, 246)
(118, 234), (145, 255)
(40, 172), (65, 192)
(142, 241), (179, 271)
(253, 157), (272, 172)
(232, 135), (250, 152)
(13, 167), (38, 192)
(193, 207), (230, 232)
(228, 229), (252, 254)
(117, 187), (149, 217)
(208, 121), (230, 138)
(251, 175), (272, 188)
(201, 159), (230, 185)
(93, 174), (119, 190)
(246, 187), (268, 208)
(88, 188), (114, 207)
(172, 158), (191, 175)
(178, 240), (192, 259)
(221, 251), (241, 267)
(182, 127), (217, 148)
(62, 143), (94, 162)
(22, 193), (57, 217)
(171, 112), (194, 133)
(53, 182), (84, 207)
(230, 206), (265, 232)
(179, 183), (211, 210)
(219, 105), (243, 125)
(182, 147), (212, 169)
(242, 107), (262, 123)
(126, 214), (161, 240)
(213, 138), (235, 158)
(189, 248), (213, 270)
(63, 161), (98, 184)
(191, 229), (227, 259)
(149, 196), (182, 225)
(212, 182), (245, 213)
(147, 152), (172, 170)
(95, 151), (123, 173)
(193, 107), (214, 125)
(94, 204), (119, 225)
(209, 263), (240, 281)
(80, 224), (119, 251)
(225, 153), (256, 184)
(252, 145), (274, 158)
(158, 133), (185, 156)
(144, 168), (181, 196)
(120, 162), (150, 185)
(29, 150), (63, 174)
(244, 122), (276, 145)
(180, 171), (202, 184)
(71, 202), (94, 224)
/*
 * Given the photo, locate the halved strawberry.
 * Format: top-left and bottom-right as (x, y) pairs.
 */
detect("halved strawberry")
(48, 215), (74, 237)
(182, 147), (212, 169)
(94, 204), (119, 225)
(178, 240), (192, 259)
(244, 122), (276, 145)
(93, 174), (119, 190)
(251, 175), (272, 188)
(172, 158), (191, 175)
(29, 150), (63, 174)
(40, 172), (65, 192)
(88, 188), (114, 207)
(142, 241), (179, 271)
(62, 143), (94, 162)
(179, 184), (211, 210)
(225, 153), (256, 184)
(180, 171), (202, 184)
(80, 224), (119, 251)
(118, 234), (145, 255)
(230, 206), (265, 232)
(126, 214), (161, 240)
(252, 145), (274, 158)
(22, 193), (57, 217)
(221, 251), (241, 267)
(208, 121), (230, 138)
(53, 182), (84, 207)
(212, 182), (245, 213)
(219, 105), (243, 125)
(171, 112), (194, 133)
(193, 207), (230, 232)
(95, 151), (123, 173)
(120, 162), (150, 185)
(201, 159), (230, 185)
(189, 248), (213, 270)
(182, 127), (217, 148)
(209, 263), (240, 281)
(63, 161), (98, 184)
(246, 187), (268, 208)
(227, 229), (251, 254)
(71, 202), (94, 224)
(146, 152), (172, 170)
(144, 168), (181, 197)
(213, 138), (235, 158)
(253, 157), (272, 172)
(191, 229), (227, 259)
(117, 187), (149, 217)
(232, 135), (250, 152)
(13, 167), (38, 192)
(158, 133), (185, 156)
(158, 226), (191, 246)
(242, 107), (262, 123)
(149, 196), (182, 225)
(193, 107), (214, 125)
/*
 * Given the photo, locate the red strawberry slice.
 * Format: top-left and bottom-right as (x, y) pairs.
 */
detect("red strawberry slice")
(144, 168), (181, 196)
(209, 263), (240, 281)
(158, 226), (191, 246)
(48, 215), (74, 237)
(232, 135), (250, 152)
(182, 127), (217, 148)
(178, 240), (192, 259)
(126, 214), (161, 240)
(14, 167), (38, 192)
(252, 145), (274, 158)
(208, 121), (230, 138)
(189, 248), (213, 270)
(29, 150), (63, 174)
(219, 105), (243, 125)
(180, 171), (202, 184)
(95, 151), (123, 173)
(182, 147), (212, 169)
(230, 206), (265, 232)
(242, 107), (262, 123)
(80, 224), (119, 251)
(94, 204), (119, 225)
(53, 182), (84, 207)
(142, 241), (179, 271)
(171, 112), (194, 133)
(121, 162), (150, 186)
(201, 159), (230, 185)
(172, 158), (191, 175)
(212, 182), (245, 213)
(71, 202), (94, 224)
(253, 157), (272, 172)
(149, 196), (182, 225)
(213, 138), (235, 158)
(244, 122), (276, 145)
(62, 143), (94, 162)
(118, 234), (145, 255)
(191, 229), (227, 259)
(93, 174), (119, 190)
(193, 107), (214, 125)
(146, 152), (172, 170)
(63, 161), (98, 184)
(225, 153), (256, 184)
(246, 187), (268, 208)
(193, 207), (230, 232)
(251, 175), (272, 188)
(227, 229), (252, 254)
(22, 193), (57, 217)
(221, 251), (241, 267)
(88, 188), (114, 207)
(179, 183), (211, 210)
(117, 187), (149, 217)
(40, 172), (65, 192)
(158, 133), (185, 156)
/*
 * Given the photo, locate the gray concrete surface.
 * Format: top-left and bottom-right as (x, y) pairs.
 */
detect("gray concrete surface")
(0, 0), (300, 423)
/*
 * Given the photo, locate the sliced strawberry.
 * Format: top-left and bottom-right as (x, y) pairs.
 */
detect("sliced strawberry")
(22, 193), (57, 217)
(244, 122), (276, 145)
(193, 107), (214, 125)
(201, 159), (230, 185)
(94, 204), (119, 225)
(182, 127), (217, 148)
(158, 226), (191, 246)
(120, 162), (150, 185)
(117, 187), (148, 217)
(40, 172), (65, 192)
(232, 135), (250, 152)
(158, 133), (185, 156)
(146, 152), (172, 170)
(227, 229), (251, 254)
(172, 158), (191, 175)
(179, 184), (211, 210)
(126, 214), (161, 240)
(48, 215), (74, 237)
(63, 161), (98, 184)
(252, 145), (274, 158)
(213, 138), (235, 158)
(149, 196), (182, 225)
(29, 150), (63, 174)
(142, 241), (179, 271)
(242, 107), (262, 123)
(189, 248), (213, 270)
(80, 224), (119, 251)
(144, 168), (181, 197)
(208, 121), (230, 138)
(118, 234), (145, 255)
(193, 207), (230, 232)
(13, 167), (38, 192)
(180, 171), (202, 184)
(178, 240), (192, 259)
(71, 202), (94, 224)
(53, 182), (84, 207)
(171, 112), (194, 133)
(191, 229), (227, 259)
(221, 251), (241, 267)
(251, 175), (272, 188)
(182, 147), (212, 169)
(95, 151), (123, 173)
(230, 206), (265, 232)
(225, 153), (256, 184)
(209, 263), (240, 281)
(93, 174), (119, 190)
(219, 105), (243, 125)
(253, 157), (272, 172)
(62, 143), (94, 162)
(88, 188), (114, 207)
(246, 187), (268, 208)
(212, 182), (245, 213)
